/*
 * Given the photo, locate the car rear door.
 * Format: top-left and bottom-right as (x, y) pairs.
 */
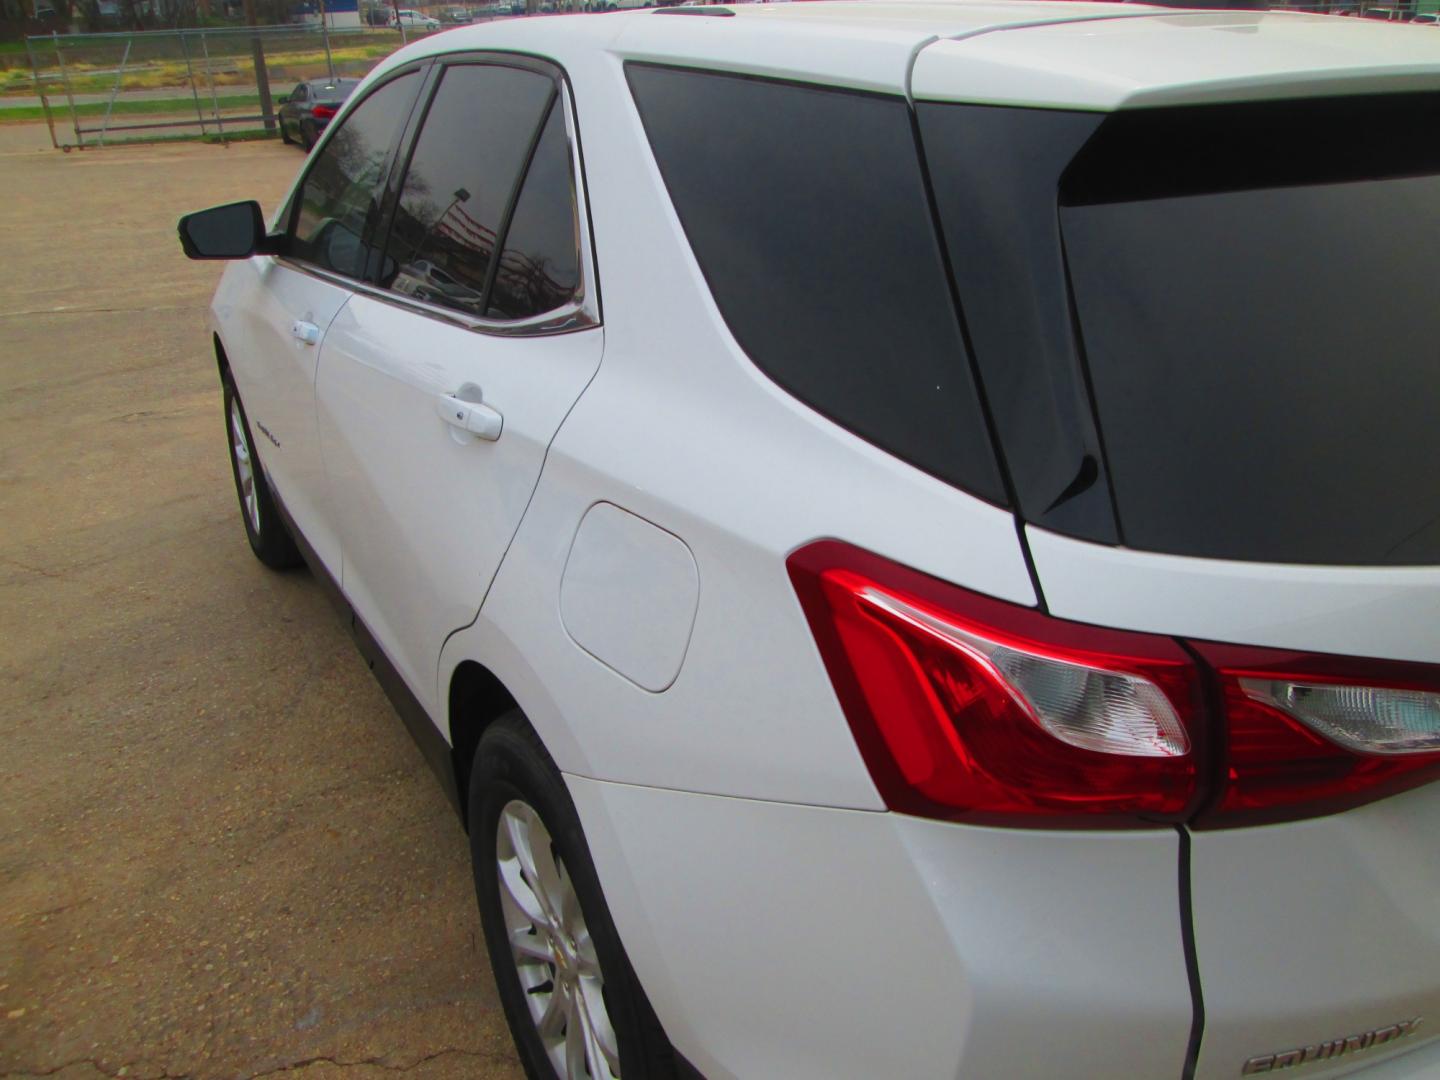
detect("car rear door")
(315, 56), (601, 720)
(230, 68), (423, 577)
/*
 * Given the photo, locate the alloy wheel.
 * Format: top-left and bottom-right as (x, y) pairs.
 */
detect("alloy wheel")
(229, 397), (260, 535)
(495, 799), (621, 1079)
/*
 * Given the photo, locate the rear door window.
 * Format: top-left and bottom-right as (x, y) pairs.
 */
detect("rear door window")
(627, 64), (1005, 505)
(380, 63), (559, 319)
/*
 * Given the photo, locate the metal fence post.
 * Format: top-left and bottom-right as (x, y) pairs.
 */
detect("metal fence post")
(96, 37), (133, 147)
(23, 35), (59, 151)
(179, 29), (209, 137)
(320, 6), (335, 79)
(199, 29), (227, 146)
(52, 30), (82, 150)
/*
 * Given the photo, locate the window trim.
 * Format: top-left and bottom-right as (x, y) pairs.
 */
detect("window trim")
(280, 51), (599, 339)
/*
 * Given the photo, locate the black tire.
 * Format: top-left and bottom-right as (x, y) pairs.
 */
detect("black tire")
(470, 713), (677, 1080)
(222, 376), (302, 571)
(279, 119), (293, 145)
(300, 121), (316, 151)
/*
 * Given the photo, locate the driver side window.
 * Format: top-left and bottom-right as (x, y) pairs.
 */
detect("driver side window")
(289, 71), (418, 279)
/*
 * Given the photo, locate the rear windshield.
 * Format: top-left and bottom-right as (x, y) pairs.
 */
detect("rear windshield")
(313, 81), (357, 102)
(1059, 95), (1440, 566)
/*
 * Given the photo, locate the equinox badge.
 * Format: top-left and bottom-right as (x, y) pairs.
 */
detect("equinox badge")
(1242, 1018), (1423, 1073)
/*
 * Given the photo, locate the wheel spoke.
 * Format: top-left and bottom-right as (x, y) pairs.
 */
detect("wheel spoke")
(498, 851), (548, 928)
(537, 979), (568, 1040)
(578, 977), (620, 1077)
(503, 806), (557, 930)
(530, 837), (569, 933)
(509, 925), (554, 964)
(565, 990), (587, 1079)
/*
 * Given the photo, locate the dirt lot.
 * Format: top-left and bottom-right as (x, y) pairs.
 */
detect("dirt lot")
(0, 124), (524, 1080)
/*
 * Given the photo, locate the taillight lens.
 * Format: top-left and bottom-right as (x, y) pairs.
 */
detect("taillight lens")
(790, 540), (1440, 829)
(312, 104), (338, 120)
(787, 541), (1205, 826)
(1190, 642), (1440, 827)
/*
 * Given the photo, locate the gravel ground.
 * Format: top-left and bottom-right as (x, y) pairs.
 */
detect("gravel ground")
(0, 124), (525, 1080)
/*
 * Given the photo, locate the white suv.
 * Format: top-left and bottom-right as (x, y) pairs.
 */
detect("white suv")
(178, 6), (1440, 1078)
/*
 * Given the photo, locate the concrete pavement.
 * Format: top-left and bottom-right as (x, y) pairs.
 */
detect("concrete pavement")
(0, 125), (525, 1080)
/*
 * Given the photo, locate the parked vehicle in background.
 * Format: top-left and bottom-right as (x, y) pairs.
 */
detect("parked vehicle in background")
(443, 5), (472, 20)
(1412, 11), (1440, 23)
(276, 78), (361, 151)
(390, 7), (441, 28)
(179, 5), (1440, 1077)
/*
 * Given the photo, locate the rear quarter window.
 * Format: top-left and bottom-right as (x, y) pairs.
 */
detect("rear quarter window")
(626, 64), (1005, 505)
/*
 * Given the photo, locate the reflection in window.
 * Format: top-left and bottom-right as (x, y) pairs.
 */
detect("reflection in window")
(291, 72), (417, 278)
(382, 64), (554, 318)
(488, 102), (580, 321)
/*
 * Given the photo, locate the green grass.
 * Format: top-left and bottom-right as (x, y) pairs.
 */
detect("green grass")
(0, 91), (261, 123)
(85, 126), (276, 145)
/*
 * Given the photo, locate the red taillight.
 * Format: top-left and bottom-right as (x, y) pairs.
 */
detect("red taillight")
(312, 104), (338, 120)
(787, 541), (1206, 826)
(789, 541), (1440, 829)
(1189, 642), (1440, 828)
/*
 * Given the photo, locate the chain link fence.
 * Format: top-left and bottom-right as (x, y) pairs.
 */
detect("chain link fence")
(18, 22), (410, 148)
(11, 0), (1440, 149)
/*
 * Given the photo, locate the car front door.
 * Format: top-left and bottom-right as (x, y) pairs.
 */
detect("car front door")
(315, 57), (601, 720)
(237, 68), (423, 577)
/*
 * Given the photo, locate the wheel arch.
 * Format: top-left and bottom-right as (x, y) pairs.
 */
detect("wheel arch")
(448, 658), (521, 830)
(213, 332), (230, 379)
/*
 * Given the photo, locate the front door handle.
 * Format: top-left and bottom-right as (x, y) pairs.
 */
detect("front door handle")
(291, 320), (321, 345)
(437, 392), (503, 441)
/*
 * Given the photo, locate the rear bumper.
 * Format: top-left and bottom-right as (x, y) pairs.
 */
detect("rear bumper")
(566, 774), (1194, 1079)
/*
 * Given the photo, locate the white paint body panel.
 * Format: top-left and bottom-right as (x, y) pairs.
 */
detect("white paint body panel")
(316, 294), (602, 717)
(1189, 782), (1440, 1080)
(1028, 527), (1440, 663)
(440, 36), (1035, 806)
(913, 11), (1440, 110)
(568, 774), (1193, 1080)
(212, 257), (350, 577)
(559, 502), (699, 693)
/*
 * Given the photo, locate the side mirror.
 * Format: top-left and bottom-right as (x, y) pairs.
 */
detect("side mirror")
(276, 93), (289, 103)
(177, 200), (283, 260)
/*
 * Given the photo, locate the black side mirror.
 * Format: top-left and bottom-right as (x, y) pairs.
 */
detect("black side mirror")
(177, 200), (284, 260)
(276, 93), (289, 104)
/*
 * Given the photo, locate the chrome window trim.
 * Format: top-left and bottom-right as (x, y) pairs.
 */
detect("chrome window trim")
(278, 68), (599, 339)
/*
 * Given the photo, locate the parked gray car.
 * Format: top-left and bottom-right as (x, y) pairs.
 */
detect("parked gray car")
(277, 78), (361, 151)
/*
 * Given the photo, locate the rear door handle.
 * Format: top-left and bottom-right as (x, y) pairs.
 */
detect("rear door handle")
(291, 320), (321, 345)
(437, 392), (503, 441)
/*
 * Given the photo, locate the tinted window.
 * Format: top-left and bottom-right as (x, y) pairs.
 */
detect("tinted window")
(488, 101), (580, 320)
(1059, 96), (1440, 565)
(382, 64), (554, 318)
(291, 83), (308, 102)
(312, 80), (357, 103)
(627, 65), (1004, 503)
(291, 72), (418, 278)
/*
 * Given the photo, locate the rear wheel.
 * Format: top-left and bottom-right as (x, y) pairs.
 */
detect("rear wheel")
(300, 120), (316, 151)
(470, 714), (677, 1080)
(222, 376), (302, 570)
